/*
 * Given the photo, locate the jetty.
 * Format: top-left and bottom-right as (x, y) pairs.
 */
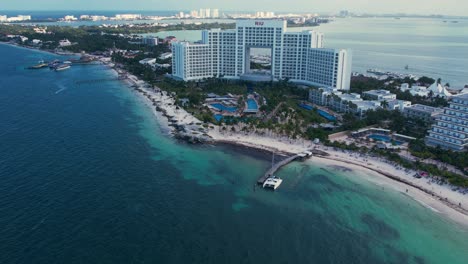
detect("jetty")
(257, 151), (312, 185)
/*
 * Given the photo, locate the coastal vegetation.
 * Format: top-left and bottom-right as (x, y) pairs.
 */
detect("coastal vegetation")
(1, 22), (466, 187)
(351, 75), (449, 107)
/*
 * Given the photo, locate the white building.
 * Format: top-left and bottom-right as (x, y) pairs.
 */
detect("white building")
(172, 20), (352, 90)
(403, 104), (443, 123)
(425, 94), (468, 151)
(212, 9), (220, 18)
(159, 52), (173, 60)
(6, 15), (32, 22)
(115, 14), (141, 20)
(363, 89), (397, 101)
(309, 88), (381, 117)
(59, 39), (72, 47)
(190, 10), (199, 18)
(0, 15), (7, 22)
(63, 15), (77, 21)
(33, 27), (47, 34)
(90, 16), (108, 21)
(386, 99), (412, 111)
(142, 37), (158, 46)
(427, 82), (452, 98)
(139, 58), (157, 66)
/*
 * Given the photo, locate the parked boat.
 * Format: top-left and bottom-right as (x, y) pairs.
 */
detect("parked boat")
(54, 64), (71, 71)
(263, 176), (283, 190)
(27, 60), (48, 69)
(48, 60), (61, 69)
(262, 152), (283, 190)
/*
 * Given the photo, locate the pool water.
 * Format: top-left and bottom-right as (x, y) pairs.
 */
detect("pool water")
(299, 104), (314, 111)
(368, 134), (403, 145)
(317, 109), (337, 121)
(211, 103), (237, 113)
(246, 99), (258, 110)
(214, 114), (224, 122)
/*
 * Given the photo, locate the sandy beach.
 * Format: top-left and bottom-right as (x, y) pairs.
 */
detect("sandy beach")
(112, 65), (468, 227)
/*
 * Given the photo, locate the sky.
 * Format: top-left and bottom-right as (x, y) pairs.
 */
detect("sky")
(1, 0), (467, 16)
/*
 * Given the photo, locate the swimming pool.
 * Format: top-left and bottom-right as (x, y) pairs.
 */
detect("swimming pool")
(299, 104), (314, 111)
(210, 103), (237, 113)
(317, 109), (336, 121)
(368, 134), (403, 145)
(244, 98), (258, 113)
(214, 114), (224, 122)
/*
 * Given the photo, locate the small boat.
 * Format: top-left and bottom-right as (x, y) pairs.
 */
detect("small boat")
(63, 61), (72, 64)
(405, 65), (409, 70)
(54, 64), (71, 71)
(27, 61), (48, 69)
(262, 152), (283, 190)
(48, 59), (61, 69)
(263, 176), (283, 190)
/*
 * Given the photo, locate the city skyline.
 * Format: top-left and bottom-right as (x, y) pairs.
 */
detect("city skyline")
(1, 0), (467, 16)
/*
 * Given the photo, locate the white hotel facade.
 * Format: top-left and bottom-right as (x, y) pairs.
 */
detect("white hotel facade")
(425, 94), (468, 151)
(172, 20), (352, 90)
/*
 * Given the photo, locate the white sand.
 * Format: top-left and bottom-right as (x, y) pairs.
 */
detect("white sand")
(114, 68), (468, 227)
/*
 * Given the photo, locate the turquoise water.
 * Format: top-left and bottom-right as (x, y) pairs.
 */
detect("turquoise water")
(247, 98), (258, 110)
(210, 103), (237, 112)
(244, 98), (258, 113)
(1, 43), (468, 263)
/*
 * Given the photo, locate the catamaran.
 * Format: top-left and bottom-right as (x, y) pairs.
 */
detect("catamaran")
(262, 152), (283, 190)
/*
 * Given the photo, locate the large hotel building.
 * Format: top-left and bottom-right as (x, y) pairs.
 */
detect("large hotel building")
(425, 94), (468, 151)
(172, 20), (352, 90)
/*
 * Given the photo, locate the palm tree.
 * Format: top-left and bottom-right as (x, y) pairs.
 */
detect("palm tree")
(381, 100), (389, 109)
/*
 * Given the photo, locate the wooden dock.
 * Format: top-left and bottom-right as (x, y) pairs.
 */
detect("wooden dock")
(257, 152), (311, 185)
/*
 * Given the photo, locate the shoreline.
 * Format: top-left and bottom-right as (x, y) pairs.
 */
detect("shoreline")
(116, 72), (468, 227)
(10, 40), (461, 228)
(312, 157), (468, 228)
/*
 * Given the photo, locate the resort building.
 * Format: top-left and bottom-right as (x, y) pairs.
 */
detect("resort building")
(139, 58), (157, 66)
(363, 89), (397, 101)
(400, 82), (452, 98)
(308, 88), (381, 117)
(172, 20), (352, 90)
(403, 104), (443, 123)
(385, 99), (412, 111)
(425, 94), (468, 151)
(59, 39), (72, 47)
(159, 52), (173, 60)
(142, 37), (158, 46)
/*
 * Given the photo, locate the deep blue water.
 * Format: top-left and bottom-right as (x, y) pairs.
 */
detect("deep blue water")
(1, 44), (468, 264)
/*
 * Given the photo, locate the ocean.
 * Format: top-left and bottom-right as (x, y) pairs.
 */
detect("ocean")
(0, 43), (467, 263)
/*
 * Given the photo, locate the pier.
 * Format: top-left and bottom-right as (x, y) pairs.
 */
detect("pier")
(257, 151), (312, 185)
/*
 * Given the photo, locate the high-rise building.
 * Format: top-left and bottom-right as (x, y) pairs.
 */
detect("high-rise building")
(212, 9), (220, 18)
(190, 10), (198, 18)
(425, 94), (468, 151)
(205, 9), (211, 18)
(172, 20), (352, 90)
